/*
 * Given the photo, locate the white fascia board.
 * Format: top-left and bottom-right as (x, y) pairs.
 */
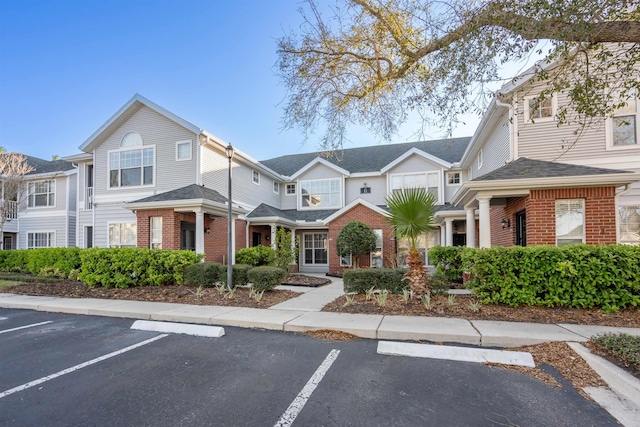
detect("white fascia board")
(24, 171), (71, 180)
(125, 198), (247, 215)
(246, 216), (298, 227)
(290, 157), (351, 180)
(200, 134), (285, 181)
(435, 209), (467, 218)
(322, 197), (389, 224)
(62, 153), (93, 162)
(380, 148), (451, 174)
(79, 94), (201, 152)
(451, 172), (640, 206)
(350, 171), (383, 178)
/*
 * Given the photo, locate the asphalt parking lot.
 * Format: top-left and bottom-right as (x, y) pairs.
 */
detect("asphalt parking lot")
(0, 308), (617, 426)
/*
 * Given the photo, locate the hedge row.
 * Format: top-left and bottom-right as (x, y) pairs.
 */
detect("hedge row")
(183, 262), (288, 290)
(428, 246), (464, 282)
(78, 248), (202, 288)
(464, 244), (640, 312)
(0, 248), (81, 278)
(343, 268), (408, 294)
(248, 266), (288, 291)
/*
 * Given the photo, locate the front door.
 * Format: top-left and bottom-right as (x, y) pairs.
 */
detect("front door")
(516, 210), (526, 246)
(181, 222), (195, 251)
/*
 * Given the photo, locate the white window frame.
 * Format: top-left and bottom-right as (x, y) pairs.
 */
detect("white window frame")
(175, 140), (192, 161)
(302, 232), (329, 265)
(108, 222), (138, 248)
(150, 217), (162, 249)
(619, 205), (640, 245)
(446, 172), (461, 186)
(340, 254), (352, 267)
(27, 231), (55, 249)
(108, 145), (156, 189)
(285, 183), (296, 196)
(252, 170), (260, 185)
(273, 181), (280, 194)
(299, 178), (342, 210)
(555, 199), (585, 246)
(389, 171), (440, 204)
(27, 180), (56, 208)
(605, 96), (639, 151)
(524, 93), (557, 123)
(370, 229), (383, 268)
(477, 148), (483, 169)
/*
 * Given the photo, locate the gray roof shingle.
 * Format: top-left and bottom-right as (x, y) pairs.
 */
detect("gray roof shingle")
(24, 155), (74, 175)
(473, 158), (631, 181)
(247, 203), (338, 222)
(260, 138), (471, 176)
(131, 184), (227, 204)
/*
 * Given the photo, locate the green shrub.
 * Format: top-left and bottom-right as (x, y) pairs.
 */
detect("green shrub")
(183, 262), (223, 286)
(78, 248), (202, 288)
(591, 333), (640, 373)
(275, 228), (298, 271)
(248, 266), (287, 291)
(463, 244), (640, 312)
(39, 267), (65, 278)
(235, 245), (275, 267)
(0, 248), (81, 277)
(429, 246), (465, 282)
(343, 268), (408, 294)
(220, 264), (253, 287)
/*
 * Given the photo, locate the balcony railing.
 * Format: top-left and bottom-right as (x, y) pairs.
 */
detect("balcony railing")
(85, 187), (93, 210)
(1, 200), (18, 220)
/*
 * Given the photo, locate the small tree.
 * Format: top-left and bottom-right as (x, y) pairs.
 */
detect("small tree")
(0, 152), (34, 249)
(275, 228), (299, 271)
(336, 220), (377, 268)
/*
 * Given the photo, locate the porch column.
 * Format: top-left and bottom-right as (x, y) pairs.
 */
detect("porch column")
(270, 223), (277, 249)
(440, 225), (445, 246)
(195, 210), (205, 256)
(466, 207), (476, 248)
(477, 196), (492, 248)
(445, 218), (454, 247)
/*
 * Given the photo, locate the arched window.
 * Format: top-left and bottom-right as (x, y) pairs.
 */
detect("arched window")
(121, 132), (143, 147)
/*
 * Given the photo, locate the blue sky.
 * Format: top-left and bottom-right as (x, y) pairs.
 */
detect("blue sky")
(0, 0), (534, 161)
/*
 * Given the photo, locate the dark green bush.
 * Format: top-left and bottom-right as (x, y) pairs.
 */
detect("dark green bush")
(235, 245), (275, 267)
(429, 246), (465, 282)
(220, 264), (253, 287)
(248, 266), (287, 291)
(343, 268), (408, 293)
(591, 333), (640, 373)
(78, 248), (202, 288)
(463, 244), (640, 312)
(183, 262), (223, 286)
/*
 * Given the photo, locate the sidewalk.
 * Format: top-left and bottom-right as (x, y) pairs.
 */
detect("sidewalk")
(1, 274), (639, 347)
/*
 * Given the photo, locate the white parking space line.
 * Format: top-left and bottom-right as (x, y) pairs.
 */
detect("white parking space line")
(0, 334), (168, 399)
(0, 317), (8, 320)
(131, 320), (225, 337)
(0, 321), (53, 335)
(274, 349), (340, 427)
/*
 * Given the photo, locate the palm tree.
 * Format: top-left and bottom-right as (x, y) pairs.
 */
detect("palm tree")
(385, 187), (437, 296)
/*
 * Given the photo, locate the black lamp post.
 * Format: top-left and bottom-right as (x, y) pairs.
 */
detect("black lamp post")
(226, 144), (235, 290)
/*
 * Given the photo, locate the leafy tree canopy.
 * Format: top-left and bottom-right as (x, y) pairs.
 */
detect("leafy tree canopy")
(278, 0), (640, 150)
(336, 220), (378, 267)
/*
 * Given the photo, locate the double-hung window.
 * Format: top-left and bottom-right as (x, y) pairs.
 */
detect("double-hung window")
(300, 178), (341, 208)
(390, 172), (439, 202)
(370, 229), (383, 268)
(109, 132), (154, 188)
(150, 217), (162, 249)
(608, 96), (639, 149)
(28, 180), (55, 207)
(556, 199), (585, 245)
(109, 223), (137, 248)
(619, 206), (640, 245)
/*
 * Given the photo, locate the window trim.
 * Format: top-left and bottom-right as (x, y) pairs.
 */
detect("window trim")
(273, 181), (280, 194)
(175, 140), (193, 161)
(389, 171), (441, 204)
(523, 93), (557, 123)
(285, 183), (296, 196)
(107, 145), (156, 190)
(108, 222), (138, 248)
(27, 180), (56, 209)
(446, 172), (461, 186)
(605, 97), (639, 151)
(298, 177), (343, 210)
(302, 232), (329, 265)
(27, 231), (55, 249)
(252, 170), (260, 185)
(555, 199), (586, 246)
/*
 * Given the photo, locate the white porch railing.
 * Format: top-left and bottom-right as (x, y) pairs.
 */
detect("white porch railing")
(3, 200), (18, 220)
(85, 187), (93, 210)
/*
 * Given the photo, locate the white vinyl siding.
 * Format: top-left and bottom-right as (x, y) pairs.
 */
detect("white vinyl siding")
(345, 175), (387, 205)
(470, 113), (510, 179)
(18, 214), (67, 248)
(556, 199), (585, 245)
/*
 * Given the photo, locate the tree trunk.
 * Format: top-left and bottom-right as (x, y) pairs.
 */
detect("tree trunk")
(403, 247), (429, 297)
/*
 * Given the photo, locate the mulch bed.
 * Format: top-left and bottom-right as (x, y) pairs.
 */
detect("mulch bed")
(323, 293), (640, 327)
(281, 274), (331, 287)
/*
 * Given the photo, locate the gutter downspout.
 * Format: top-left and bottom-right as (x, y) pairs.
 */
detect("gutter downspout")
(495, 98), (516, 162)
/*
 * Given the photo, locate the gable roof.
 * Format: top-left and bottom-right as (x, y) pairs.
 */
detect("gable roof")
(79, 94), (201, 153)
(129, 184), (227, 204)
(472, 157), (632, 181)
(260, 137), (471, 177)
(247, 203), (338, 222)
(23, 155), (74, 176)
